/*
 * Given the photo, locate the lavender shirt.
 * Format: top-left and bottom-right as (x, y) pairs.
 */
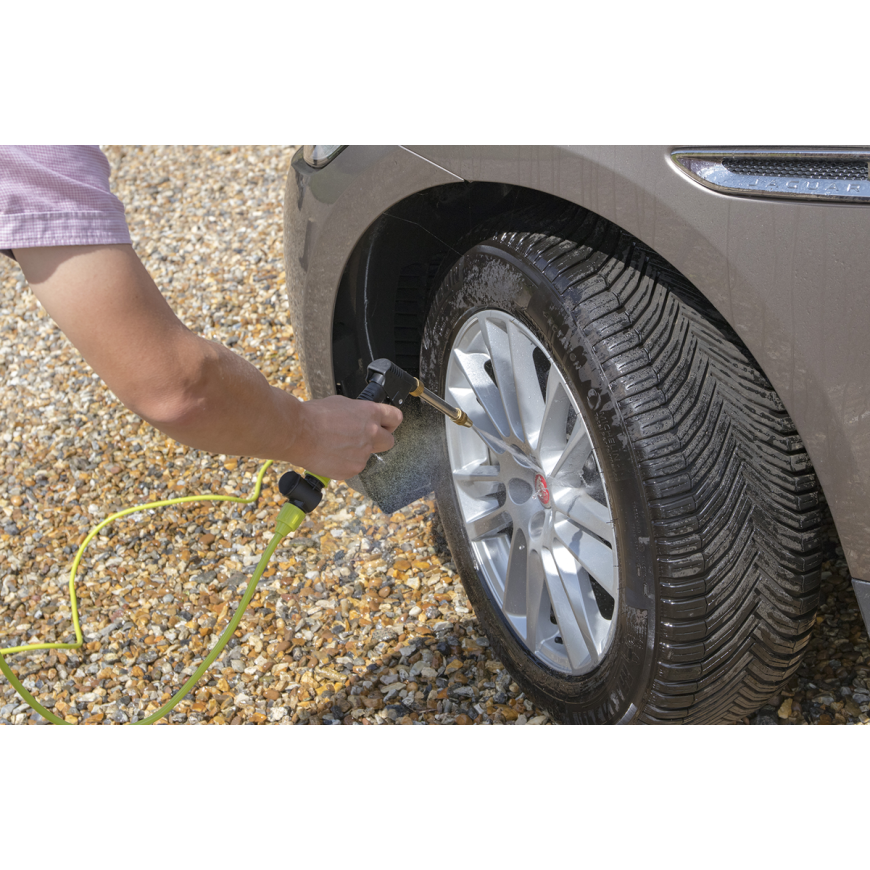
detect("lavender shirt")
(0, 146), (132, 258)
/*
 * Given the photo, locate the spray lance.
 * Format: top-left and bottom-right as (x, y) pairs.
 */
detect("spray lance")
(0, 359), (471, 725)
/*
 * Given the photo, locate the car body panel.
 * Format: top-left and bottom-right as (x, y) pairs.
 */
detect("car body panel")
(284, 146), (461, 388)
(285, 145), (870, 581)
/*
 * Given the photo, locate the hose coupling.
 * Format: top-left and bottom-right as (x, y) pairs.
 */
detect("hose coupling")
(278, 470), (327, 513)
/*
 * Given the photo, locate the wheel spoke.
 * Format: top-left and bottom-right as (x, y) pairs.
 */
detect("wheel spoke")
(556, 491), (614, 547)
(524, 549), (546, 653)
(453, 463), (502, 496)
(453, 348), (510, 438)
(549, 545), (601, 667)
(477, 314), (524, 441)
(548, 419), (593, 479)
(553, 515), (616, 597)
(536, 365), (571, 459)
(468, 423), (511, 457)
(453, 464), (501, 483)
(502, 529), (527, 615)
(543, 548), (597, 670)
(466, 503), (512, 541)
(507, 321), (545, 445)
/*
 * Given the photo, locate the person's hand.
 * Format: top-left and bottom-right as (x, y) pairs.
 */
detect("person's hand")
(290, 394), (403, 480)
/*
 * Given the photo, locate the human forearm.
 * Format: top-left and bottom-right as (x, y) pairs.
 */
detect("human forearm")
(134, 332), (303, 461)
(143, 336), (402, 478)
(16, 244), (402, 479)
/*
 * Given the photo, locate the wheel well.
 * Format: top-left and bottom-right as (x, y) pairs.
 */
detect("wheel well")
(332, 182), (551, 397)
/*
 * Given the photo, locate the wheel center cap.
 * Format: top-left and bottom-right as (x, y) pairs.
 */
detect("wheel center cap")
(534, 473), (551, 507)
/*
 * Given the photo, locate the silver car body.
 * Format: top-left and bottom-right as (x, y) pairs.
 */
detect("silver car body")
(284, 145), (870, 612)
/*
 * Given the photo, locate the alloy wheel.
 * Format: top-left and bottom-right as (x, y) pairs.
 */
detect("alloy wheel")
(444, 310), (619, 676)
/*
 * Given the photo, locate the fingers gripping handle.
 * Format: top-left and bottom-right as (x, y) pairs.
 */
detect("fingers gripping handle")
(356, 380), (388, 403)
(279, 358), (416, 517)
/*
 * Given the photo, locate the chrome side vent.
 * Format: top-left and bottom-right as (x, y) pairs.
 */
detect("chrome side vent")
(671, 149), (870, 203)
(722, 157), (868, 181)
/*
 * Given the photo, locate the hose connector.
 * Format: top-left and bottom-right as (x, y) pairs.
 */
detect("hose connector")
(275, 503), (306, 539)
(279, 470), (327, 513)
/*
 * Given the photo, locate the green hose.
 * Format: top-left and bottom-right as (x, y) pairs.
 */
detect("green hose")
(0, 462), (310, 725)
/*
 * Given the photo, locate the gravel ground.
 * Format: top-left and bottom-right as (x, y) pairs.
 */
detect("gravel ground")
(1, 146), (867, 725)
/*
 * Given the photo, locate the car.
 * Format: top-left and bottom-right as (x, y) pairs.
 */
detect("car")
(284, 145), (870, 724)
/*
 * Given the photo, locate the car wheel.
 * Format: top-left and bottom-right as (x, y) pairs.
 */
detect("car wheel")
(419, 205), (823, 724)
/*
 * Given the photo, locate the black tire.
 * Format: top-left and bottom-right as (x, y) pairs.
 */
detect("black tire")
(420, 203), (823, 724)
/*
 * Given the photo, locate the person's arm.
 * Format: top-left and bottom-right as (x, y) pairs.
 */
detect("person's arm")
(14, 244), (402, 480)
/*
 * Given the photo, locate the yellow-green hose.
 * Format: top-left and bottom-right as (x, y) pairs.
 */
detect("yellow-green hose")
(0, 461), (313, 725)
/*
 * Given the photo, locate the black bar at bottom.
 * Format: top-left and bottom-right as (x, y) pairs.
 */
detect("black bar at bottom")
(851, 577), (870, 639)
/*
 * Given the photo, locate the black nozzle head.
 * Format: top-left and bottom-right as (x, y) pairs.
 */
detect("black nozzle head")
(360, 358), (417, 406)
(279, 471), (326, 513)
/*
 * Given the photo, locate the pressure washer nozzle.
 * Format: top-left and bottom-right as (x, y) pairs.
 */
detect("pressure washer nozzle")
(410, 378), (473, 427)
(360, 358), (472, 426)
